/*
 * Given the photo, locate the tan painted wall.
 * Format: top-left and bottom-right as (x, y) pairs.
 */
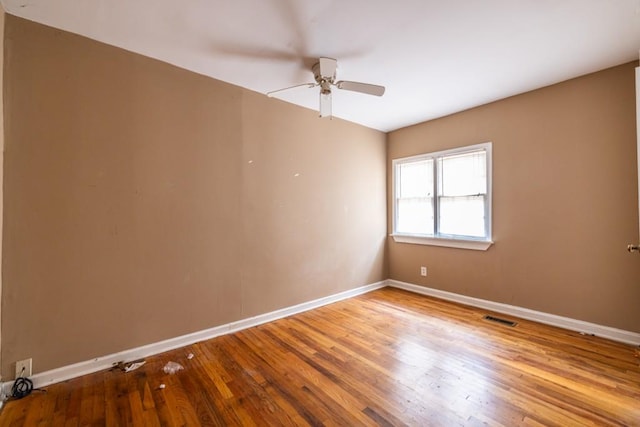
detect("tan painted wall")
(388, 61), (640, 332)
(1, 16), (387, 378)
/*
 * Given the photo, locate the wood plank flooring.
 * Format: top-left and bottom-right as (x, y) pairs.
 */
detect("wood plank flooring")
(1, 287), (639, 426)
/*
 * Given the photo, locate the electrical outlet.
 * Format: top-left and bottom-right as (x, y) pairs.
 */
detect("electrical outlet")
(15, 358), (32, 378)
(420, 266), (427, 276)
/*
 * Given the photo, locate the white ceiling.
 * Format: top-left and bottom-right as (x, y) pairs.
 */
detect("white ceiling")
(2, 0), (640, 132)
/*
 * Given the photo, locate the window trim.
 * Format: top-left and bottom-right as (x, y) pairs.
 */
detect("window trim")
(391, 142), (493, 251)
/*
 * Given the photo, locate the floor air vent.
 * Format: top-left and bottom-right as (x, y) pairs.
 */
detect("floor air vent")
(483, 315), (517, 327)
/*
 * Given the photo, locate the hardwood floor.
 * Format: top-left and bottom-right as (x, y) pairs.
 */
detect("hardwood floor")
(1, 287), (639, 426)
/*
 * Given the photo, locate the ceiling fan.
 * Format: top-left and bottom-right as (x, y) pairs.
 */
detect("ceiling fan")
(267, 57), (385, 118)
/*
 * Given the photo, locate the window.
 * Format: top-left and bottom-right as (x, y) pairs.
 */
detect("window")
(392, 142), (492, 250)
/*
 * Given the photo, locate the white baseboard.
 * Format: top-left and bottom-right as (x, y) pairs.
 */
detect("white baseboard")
(4, 278), (636, 398)
(387, 279), (640, 346)
(1, 280), (386, 394)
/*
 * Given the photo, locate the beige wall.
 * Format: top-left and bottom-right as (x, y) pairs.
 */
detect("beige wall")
(388, 61), (640, 332)
(1, 16), (387, 378)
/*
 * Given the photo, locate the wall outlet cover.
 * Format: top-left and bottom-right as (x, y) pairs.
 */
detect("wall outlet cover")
(15, 358), (32, 378)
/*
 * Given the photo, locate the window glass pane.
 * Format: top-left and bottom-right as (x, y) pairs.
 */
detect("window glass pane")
(399, 159), (433, 198)
(439, 195), (485, 237)
(439, 150), (486, 197)
(396, 158), (434, 235)
(397, 198), (434, 235)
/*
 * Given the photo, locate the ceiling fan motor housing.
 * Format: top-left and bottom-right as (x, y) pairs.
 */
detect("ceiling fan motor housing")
(312, 61), (335, 94)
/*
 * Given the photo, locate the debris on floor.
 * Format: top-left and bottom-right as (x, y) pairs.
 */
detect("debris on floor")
(187, 353), (194, 360)
(113, 359), (146, 372)
(162, 361), (184, 375)
(124, 361), (146, 372)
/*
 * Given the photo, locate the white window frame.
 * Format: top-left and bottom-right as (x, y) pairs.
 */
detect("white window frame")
(391, 142), (493, 251)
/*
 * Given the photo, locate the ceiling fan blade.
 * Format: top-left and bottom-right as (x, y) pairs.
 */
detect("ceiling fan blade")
(318, 57), (337, 78)
(319, 91), (332, 118)
(267, 82), (316, 97)
(336, 80), (385, 96)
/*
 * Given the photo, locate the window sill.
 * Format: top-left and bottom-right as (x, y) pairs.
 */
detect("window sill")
(390, 234), (493, 251)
